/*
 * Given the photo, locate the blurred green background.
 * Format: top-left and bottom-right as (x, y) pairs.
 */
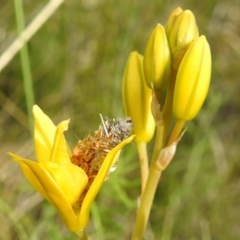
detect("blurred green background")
(1, 0), (240, 239)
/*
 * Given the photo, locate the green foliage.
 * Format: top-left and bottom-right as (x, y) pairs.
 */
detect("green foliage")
(1, 0), (240, 239)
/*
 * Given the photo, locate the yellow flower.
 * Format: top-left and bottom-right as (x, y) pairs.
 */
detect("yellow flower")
(173, 36), (211, 120)
(9, 105), (134, 233)
(122, 51), (155, 143)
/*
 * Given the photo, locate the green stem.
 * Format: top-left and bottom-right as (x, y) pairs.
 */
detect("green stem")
(131, 124), (164, 240)
(13, 0), (35, 136)
(136, 142), (149, 194)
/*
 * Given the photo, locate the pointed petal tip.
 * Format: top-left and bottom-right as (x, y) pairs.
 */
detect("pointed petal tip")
(8, 152), (20, 161)
(57, 119), (71, 132)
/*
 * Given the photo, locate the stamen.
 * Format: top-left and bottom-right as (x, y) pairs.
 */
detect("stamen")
(99, 113), (109, 137)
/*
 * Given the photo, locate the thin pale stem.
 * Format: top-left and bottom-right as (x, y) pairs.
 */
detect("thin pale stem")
(0, 0), (64, 72)
(0, 90), (29, 129)
(131, 124), (164, 240)
(136, 142), (149, 195)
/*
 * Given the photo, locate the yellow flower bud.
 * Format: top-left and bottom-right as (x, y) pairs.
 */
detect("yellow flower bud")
(143, 24), (171, 90)
(122, 51), (155, 142)
(168, 10), (199, 69)
(165, 7), (183, 37)
(173, 35), (211, 120)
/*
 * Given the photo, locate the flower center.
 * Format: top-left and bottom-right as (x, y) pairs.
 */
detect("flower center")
(71, 116), (133, 206)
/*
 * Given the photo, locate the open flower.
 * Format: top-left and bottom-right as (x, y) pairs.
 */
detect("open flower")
(9, 105), (134, 233)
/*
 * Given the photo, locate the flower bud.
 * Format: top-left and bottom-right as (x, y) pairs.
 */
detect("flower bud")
(173, 36), (211, 121)
(168, 10), (199, 70)
(165, 7), (183, 37)
(122, 51), (155, 142)
(143, 24), (171, 90)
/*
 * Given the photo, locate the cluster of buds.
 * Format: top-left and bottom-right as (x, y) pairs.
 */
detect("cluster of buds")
(122, 7), (211, 172)
(122, 7), (211, 146)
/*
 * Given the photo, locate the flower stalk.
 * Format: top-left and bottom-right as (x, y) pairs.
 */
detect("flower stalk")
(126, 7), (211, 240)
(131, 123), (165, 240)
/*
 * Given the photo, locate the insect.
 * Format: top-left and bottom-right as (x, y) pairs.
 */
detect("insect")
(71, 115), (133, 206)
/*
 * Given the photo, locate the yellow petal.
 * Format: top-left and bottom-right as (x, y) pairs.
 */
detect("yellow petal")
(9, 153), (51, 202)
(33, 105), (56, 163)
(50, 119), (71, 164)
(79, 135), (135, 229)
(43, 161), (88, 206)
(9, 153), (87, 232)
